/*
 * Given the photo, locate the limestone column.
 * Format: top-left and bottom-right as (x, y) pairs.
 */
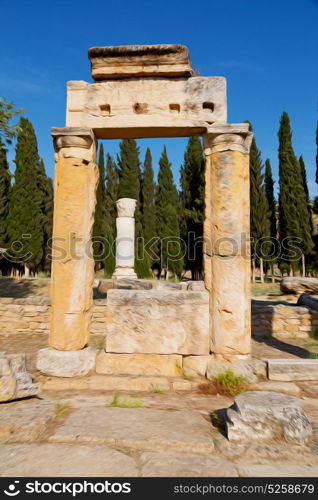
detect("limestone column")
(112, 198), (137, 279)
(203, 125), (253, 362)
(37, 127), (99, 377)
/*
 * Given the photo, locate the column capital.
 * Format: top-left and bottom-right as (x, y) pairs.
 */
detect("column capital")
(203, 123), (253, 155)
(51, 127), (97, 163)
(116, 198), (137, 218)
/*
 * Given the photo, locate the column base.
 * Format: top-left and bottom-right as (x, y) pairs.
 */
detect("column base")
(112, 267), (137, 280)
(36, 347), (97, 378)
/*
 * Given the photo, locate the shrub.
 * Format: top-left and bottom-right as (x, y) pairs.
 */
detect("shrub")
(199, 369), (248, 397)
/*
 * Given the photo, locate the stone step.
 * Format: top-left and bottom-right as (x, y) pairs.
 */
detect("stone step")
(237, 463), (318, 477)
(96, 352), (183, 377)
(38, 374), (202, 392)
(49, 407), (215, 455)
(267, 358), (318, 381)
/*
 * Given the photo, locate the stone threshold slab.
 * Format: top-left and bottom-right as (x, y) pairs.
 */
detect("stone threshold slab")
(49, 407), (215, 455)
(38, 375), (202, 392)
(0, 400), (56, 443)
(267, 359), (318, 381)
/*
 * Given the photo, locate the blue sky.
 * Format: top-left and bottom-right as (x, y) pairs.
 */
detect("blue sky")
(0, 0), (317, 197)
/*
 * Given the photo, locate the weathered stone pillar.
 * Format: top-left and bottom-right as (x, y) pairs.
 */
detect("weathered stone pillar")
(37, 127), (99, 377)
(203, 125), (253, 362)
(112, 198), (137, 279)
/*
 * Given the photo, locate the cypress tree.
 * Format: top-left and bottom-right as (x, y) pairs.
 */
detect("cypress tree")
(38, 159), (53, 274)
(103, 153), (118, 277)
(316, 122), (318, 186)
(141, 148), (157, 265)
(156, 146), (183, 278)
(249, 123), (270, 282)
(105, 153), (118, 233)
(7, 117), (44, 273)
(117, 139), (141, 200)
(278, 112), (313, 275)
(0, 138), (10, 249)
(264, 159), (277, 281)
(264, 159), (276, 239)
(0, 98), (23, 145)
(93, 143), (108, 270)
(299, 156), (310, 201)
(180, 137), (204, 280)
(117, 140), (151, 278)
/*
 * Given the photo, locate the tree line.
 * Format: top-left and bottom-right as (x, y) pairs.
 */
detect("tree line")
(93, 137), (204, 279)
(250, 112), (317, 281)
(0, 98), (317, 281)
(0, 114), (53, 276)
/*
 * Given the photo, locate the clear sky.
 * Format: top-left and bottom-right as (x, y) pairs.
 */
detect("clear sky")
(0, 0), (317, 197)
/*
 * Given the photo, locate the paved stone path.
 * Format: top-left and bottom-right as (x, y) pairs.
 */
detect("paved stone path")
(1, 391), (318, 477)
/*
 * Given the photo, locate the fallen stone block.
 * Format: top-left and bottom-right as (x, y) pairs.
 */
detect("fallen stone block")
(297, 293), (318, 311)
(0, 352), (39, 402)
(267, 358), (318, 381)
(281, 277), (318, 294)
(226, 391), (312, 445)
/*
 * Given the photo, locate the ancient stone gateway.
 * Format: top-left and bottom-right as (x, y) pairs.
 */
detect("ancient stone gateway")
(37, 44), (252, 377)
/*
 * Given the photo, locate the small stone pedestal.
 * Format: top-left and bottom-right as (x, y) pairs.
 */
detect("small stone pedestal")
(37, 347), (97, 378)
(112, 198), (137, 280)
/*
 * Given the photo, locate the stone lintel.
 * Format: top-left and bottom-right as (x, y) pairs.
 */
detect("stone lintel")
(66, 77), (227, 136)
(51, 127), (96, 163)
(204, 124), (253, 155)
(88, 44), (193, 80)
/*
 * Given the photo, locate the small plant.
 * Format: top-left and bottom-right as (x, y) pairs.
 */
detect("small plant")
(152, 385), (164, 394)
(199, 369), (248, 397)
(183, 374), (195, 381)
(211, 411), (226, 432)
(97, 337), (105, 350)
(310, 329), (318, 340)
(309, 352), (318, 359)
(55, 403), (70, 418)
(109, 392), (142, 408)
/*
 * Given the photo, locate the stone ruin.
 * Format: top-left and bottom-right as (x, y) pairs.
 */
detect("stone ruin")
(36, 44), (253, 378)
(0, 352), (39, 402)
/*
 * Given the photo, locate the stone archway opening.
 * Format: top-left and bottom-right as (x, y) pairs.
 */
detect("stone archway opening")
(36, 44), (252, 379)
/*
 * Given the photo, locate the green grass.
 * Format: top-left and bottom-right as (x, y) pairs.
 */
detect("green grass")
(109, 392), (142, 408)
(251, 284), (281, 296)
(54, 403), (70, 418)
(200, 369), (249, 397)
(309, 352), (318, 359)
(211, 411), (226, 431)
(310, 329), (318, 340)
(97, 338), (105, 350)
(151, 385), (164, 394)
